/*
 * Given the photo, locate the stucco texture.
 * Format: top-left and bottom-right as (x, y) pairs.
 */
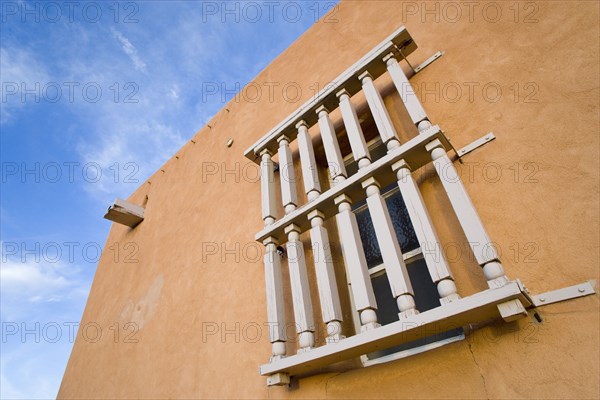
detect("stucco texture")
(59, 1), (599, 399)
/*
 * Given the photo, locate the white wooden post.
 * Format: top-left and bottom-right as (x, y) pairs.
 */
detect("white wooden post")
(263, 236), (286, 360)
(426, 139), (509, 288)
(285, 224), (315, 352)
(260, 150), (277, 226)
(362, 177), (418, 317)
(359, 71), (400, 150)
(336, 89), (371, 169)
(308, 210), (344, 342)
(360, 69), (460, 304)
(315, 103), (378, 331)
(295, 119), (345, 341)
(381, 58), (508, 289)
(327, 90), (381, 329)
(383, 53), (428, 128)
(296, 120), (321, 201)
(392, 159), (460, 304)
(316, 106), (347, 184)
(337, 82), (419, 317)
(335, 194), (380, 331)
(277, 135), (298, 214)
(335, 74), (417, 317)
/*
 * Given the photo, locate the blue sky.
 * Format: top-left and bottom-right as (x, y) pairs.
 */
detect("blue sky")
(0, 1), (333, 397)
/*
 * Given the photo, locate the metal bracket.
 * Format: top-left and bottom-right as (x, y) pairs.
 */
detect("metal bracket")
(414, 51), (444, 74)
(456, 132), (496, 158)
(529, 280), (596, 308)
(397, 47), (444, 76)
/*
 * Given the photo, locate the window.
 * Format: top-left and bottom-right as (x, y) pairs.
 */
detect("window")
(345, 139), (464, 365)
(354, 187), (464, 364)
(243, 25), (593, 386)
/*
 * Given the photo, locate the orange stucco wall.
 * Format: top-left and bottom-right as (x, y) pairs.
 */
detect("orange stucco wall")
(59, 1), (599, 398)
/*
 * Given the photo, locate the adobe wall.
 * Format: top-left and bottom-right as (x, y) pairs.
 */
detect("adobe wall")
(59, 1), (599, 398)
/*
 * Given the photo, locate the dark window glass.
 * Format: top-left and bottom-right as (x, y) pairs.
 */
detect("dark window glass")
(366, 258), (463, 360)
(355, 186), (419, 269)
(348, 154), (462, 361)
(385, 190), (419, 253)
(356, 209), (383, 268)
(345, 143), (388, 177)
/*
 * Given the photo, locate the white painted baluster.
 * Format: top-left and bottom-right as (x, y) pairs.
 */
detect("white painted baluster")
(359, 71), (400, 149)
(263, 236), (286, 361)
(260, 149), (287, 361)
(335, 194), (380, 331)
(426, 139), (509, 288)
(392, 159), (460, 304)
(296, 121), (321, 201)
(362, 64), (459, 303)
(334, 90), (384, 327)
(285, 224), (315, 352)
(260, 150), (277, 226)
(336, 89), (371, 169)
(308, 210), (344, 342)
(296, 119), (345, 342)
(277, 135), (298, 214)
(361, 177), (418, 317)
(336, 78), (417, 317)
(360, 69), (460, 304)
(384, 52), (503, 292)
(316, 94), (384, 330)
(279, 133), (316, 351)
(316, 106), (347, 184)
(383, 53), (427, 127)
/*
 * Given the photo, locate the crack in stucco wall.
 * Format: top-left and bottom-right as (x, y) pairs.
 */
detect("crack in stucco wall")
(324, 371), (345, 397)
(468, 342), (489, 400)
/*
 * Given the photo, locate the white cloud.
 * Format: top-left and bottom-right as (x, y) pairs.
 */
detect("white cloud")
(0, 46), (50, 124)
(0, 241), (89, 323)
(75, 110), (187, 199)
(169, 84), (179, 100)
(1, 261), (69, 296)
(110, 27), (147, 72)
(1, 336), (74, 399)
(0, 258), (85, 306)
(0, 248), (89, 399)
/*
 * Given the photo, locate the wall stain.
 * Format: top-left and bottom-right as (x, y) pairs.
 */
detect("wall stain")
(120, 274), (164, 330)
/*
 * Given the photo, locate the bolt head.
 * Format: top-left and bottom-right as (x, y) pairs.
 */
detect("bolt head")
(578, 287), (586, 293)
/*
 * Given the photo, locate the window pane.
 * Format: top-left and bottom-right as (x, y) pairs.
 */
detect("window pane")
(355, 187), (419, 269)
(345, 140), (388, 177)
(385, 190), (420, 253)
(366, 258), (463, 360)
(356, 210), (383, 268)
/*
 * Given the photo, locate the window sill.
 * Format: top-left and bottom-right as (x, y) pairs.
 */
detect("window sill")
(261, 280), (531, 378)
